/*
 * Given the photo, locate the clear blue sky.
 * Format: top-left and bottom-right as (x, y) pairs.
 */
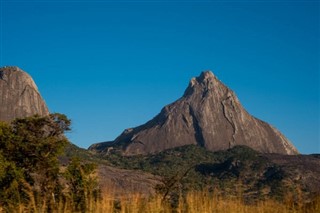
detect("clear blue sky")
(1, 0), (319, 154)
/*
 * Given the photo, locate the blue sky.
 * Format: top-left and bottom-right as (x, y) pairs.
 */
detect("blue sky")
(1, 0), (319, 154)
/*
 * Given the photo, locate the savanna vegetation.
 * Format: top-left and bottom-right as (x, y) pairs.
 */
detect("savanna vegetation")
(97, 145), (320, 212)
(1, 115), (319, 212)
(95, 190), (320, 213)
(0, 114), (99, 212)
(101, 146), (295, 201)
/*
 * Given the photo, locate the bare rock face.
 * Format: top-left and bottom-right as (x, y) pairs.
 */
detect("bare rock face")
(91, 71), (298, 155)
(98, 165), (160, 197)
(0, 66), (49, 121)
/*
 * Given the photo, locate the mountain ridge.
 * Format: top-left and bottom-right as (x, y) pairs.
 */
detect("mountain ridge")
(90, 71), (298, 155)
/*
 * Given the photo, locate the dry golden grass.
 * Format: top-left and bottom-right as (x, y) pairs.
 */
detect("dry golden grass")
(2, 191), (319, 213)
(89, 191), (320, 213)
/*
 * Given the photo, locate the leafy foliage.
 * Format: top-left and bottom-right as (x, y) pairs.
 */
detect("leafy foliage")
(0, 151), (27, 211)
(65, 157), (100, 212)
(0, 114), (100, 212)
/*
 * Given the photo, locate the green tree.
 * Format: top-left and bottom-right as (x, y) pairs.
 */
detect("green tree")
(0, 114), (71, 211)
(0, 151), (28, 212)
(0, 114), (101, 212)
(65, 157), (100, 212)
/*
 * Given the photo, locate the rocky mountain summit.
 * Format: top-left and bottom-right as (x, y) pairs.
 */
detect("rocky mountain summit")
(0, 66), (49, 121)
(90, 71), (298, 155)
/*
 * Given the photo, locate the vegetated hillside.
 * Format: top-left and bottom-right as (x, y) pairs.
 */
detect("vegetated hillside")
(97, 145), (320, 203)
(63, 143), (160, 197)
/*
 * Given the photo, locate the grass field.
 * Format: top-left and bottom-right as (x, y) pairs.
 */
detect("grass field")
(97, 191), (320, 213)
(2, 190), (319, 213)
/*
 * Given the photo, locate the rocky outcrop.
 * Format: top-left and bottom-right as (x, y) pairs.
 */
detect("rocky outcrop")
(265, 153), (320, 195)
(98, 165), (160, 196)
(91, 71), (298, 155)
(0, 66), (49, 121)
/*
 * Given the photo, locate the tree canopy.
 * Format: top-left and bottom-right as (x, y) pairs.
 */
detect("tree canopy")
(0, 114), (100, 212)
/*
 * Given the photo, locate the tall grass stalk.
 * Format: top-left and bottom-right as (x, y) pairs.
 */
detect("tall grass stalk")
(2, 190), (319, 213)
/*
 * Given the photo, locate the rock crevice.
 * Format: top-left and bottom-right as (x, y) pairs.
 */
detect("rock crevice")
(221, 97), (237, 149)
(188, 105), (205, 147)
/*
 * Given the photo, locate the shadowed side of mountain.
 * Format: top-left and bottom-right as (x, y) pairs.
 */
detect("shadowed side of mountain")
(89, 141), (113, 153)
